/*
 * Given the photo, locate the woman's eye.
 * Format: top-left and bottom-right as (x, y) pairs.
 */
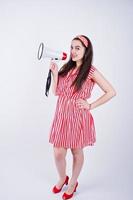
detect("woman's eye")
(70, 46), (80, 50)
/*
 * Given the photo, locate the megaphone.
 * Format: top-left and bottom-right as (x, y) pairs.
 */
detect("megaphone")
(37, 43), (67, 60)
(37, 42), (67, 97)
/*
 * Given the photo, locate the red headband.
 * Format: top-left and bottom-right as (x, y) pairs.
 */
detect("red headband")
(76, 35), (89, 47)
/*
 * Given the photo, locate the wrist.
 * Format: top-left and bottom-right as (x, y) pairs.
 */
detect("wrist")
(53, 73), (58, 81)
(88, 103), (91, 110)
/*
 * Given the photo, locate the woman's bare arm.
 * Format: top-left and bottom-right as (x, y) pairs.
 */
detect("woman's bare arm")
(49, 61), (58, 95)
(90, 69), (116, 110)
(76, 69), (116, 110)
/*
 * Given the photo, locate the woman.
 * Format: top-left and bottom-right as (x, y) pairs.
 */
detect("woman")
(48, 35), (116, 199)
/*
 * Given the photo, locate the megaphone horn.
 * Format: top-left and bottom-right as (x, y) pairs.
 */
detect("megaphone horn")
(37, 43), (67, 60)
(37, 42), (67, 97)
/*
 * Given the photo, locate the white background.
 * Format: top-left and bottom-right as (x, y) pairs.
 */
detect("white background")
(0, 0), (133, 199)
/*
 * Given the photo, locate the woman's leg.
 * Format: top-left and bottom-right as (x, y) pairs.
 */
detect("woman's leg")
(65, 148), (84, 194)
(53, 147), (67, 188)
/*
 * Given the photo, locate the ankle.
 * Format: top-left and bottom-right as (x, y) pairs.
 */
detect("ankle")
(60, 175), (67, 181)
(69, 179), (77, 186)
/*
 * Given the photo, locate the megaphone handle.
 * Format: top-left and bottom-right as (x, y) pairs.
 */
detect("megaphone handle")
(45, 69), (52, 97)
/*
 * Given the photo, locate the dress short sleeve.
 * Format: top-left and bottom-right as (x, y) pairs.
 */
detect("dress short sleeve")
(88, 65), (97, 80)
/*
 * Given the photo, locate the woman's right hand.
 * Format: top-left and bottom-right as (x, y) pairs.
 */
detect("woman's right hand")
(49, 60), (58, 77)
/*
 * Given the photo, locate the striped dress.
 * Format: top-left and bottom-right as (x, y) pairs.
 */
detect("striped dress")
(49, 65), (96, 149)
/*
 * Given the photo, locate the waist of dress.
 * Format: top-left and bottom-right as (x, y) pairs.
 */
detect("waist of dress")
(58, 95), (82, 100)
(57, 95), (90, 115)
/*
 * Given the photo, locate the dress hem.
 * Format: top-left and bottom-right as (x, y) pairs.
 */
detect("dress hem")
(49, 141), (96, 149)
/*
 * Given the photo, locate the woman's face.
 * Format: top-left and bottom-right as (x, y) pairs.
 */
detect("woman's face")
(70, 39), (86, 62)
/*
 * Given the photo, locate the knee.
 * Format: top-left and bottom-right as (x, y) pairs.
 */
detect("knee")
(54, 149), (66, 161)
(71, 149), (83, 158)
(71, 149), (82, 156)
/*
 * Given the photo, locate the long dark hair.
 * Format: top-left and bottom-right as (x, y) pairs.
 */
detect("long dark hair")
(58, 35), (93, 91)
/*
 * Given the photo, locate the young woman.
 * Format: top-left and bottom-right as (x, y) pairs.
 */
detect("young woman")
(48, 35), (116, 199)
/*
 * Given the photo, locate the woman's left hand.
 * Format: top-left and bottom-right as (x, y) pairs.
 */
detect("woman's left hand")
(76, 98), (91, 110)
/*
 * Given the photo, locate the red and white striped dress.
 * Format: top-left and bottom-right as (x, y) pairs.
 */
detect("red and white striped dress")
(49, 66), (96, 148)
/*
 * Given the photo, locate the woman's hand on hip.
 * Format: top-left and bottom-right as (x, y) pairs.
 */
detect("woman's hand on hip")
(76, 98), (91, 110)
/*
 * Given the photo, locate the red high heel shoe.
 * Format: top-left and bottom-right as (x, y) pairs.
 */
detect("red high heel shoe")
(62, 182), (78, 200)
(52, 176), (69, 193)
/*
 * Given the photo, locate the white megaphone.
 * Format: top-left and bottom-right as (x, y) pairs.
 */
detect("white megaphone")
(37, 43), (67, 60)
(37, 42), (67, 97)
